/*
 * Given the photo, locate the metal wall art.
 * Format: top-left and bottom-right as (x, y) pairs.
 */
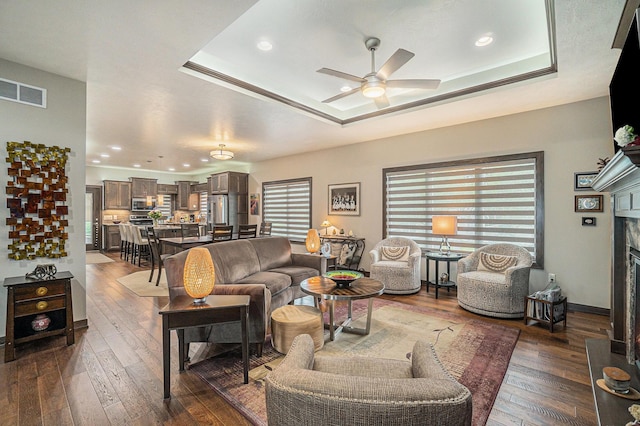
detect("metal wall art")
(5, 141), (70, 260)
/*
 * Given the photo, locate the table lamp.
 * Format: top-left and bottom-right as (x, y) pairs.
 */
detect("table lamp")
(305, 229), (321, 253)
(321, 220), (332, 235)
(432, 215), (457, 255)
(183, 247), (216, 303)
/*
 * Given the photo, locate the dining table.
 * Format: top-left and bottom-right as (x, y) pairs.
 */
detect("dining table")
(159, 235), (214, 253)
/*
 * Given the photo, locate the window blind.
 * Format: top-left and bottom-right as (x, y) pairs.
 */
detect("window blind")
(384, 152), (543, 266)
(199, 192), (207, 221)
(262, 178), (312, 242)
(156, 195), (173, 220)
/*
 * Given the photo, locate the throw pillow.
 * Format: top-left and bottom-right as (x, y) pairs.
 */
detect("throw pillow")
(477, 252), (518, 273)
(380, 246), (410, 262)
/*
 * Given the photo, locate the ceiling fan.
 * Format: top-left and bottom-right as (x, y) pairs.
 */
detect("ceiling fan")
(317, 37), (441, 109)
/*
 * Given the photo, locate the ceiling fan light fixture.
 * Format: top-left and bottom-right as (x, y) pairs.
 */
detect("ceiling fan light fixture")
(210, 144), (234, 160)
(362, 82), (386, 98)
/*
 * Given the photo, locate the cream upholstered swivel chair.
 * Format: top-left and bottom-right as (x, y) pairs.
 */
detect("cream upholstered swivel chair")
(369, 236), (422, 294)
(265, 334), (472, 426)
(457, 243), (533, 318)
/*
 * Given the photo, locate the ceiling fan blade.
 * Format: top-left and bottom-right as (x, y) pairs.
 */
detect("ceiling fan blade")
(322, 89), (359, 104)
(386, 79), (441, 90)
(376, 49), (414, 80)
(317, 68), (365, 83)
(374, 94), (390, 109)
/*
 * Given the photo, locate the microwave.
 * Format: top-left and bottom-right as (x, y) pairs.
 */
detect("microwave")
(131, 197), (156, 211)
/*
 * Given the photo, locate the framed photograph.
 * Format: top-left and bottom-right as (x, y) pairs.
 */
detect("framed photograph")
(575, 194), (603, 212)
(328, 182), (360, 216)
(574, 171), (598, 191)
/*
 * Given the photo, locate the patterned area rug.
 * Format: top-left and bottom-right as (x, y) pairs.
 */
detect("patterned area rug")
(190, 299), (519, 426)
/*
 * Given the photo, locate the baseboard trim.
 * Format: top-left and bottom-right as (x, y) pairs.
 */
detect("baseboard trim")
(0, 319), (89, 346)
(568, 302), (609, 316)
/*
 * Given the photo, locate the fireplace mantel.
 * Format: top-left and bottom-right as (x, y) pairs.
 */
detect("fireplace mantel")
(592, 148), (640, 195)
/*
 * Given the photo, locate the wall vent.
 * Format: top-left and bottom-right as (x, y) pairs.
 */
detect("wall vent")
(0, 78), (47, 108)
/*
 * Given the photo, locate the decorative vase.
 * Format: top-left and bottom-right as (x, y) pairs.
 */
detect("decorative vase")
(31, 314), (51, 332)
(153, 219), (158, 226)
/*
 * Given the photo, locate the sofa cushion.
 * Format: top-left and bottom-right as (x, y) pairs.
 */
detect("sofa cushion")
(206, 240), (261, 283)
(459, 270), (506, 284)
(236, 271), (292, 297)
(249, 237), (293, 271)
(269, 266), (319, 286)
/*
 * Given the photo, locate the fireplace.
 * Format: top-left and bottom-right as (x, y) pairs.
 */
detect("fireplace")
(634, 251), (640, 368)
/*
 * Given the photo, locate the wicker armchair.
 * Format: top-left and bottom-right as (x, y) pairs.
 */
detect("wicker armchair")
(457, 243), (533, 318)
(369, 236), (422, 294)
(265, 334), (472, 426)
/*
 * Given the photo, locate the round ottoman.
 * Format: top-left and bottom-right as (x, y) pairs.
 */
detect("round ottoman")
(271, 305), (324, 354)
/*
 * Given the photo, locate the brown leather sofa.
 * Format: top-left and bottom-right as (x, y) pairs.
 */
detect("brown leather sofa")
(164, 236), (322, 356)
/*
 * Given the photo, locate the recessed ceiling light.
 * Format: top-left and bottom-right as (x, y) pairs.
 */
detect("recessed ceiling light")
(111, 146), (121, 151)
(183, 163), (190, 167)
(168, 167), (175, 171)
(475, 33), (494, 47)
(92, 160), (100, 164)
(340, 86), (352, 92)
(257, 40), (273, 51)
(133, 164), (141, 168)
(201, 158), (209, 162)
(100, 153), (110, 158)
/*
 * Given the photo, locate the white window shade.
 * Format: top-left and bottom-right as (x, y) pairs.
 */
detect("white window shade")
(263, 178), (312, 242)
(384, 152), (543, 267)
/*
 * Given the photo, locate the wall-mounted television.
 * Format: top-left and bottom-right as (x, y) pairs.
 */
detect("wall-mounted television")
(609, 10), (640, 153)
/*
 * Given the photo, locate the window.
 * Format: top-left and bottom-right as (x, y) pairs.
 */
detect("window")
(156, 195), (173, 220)
(262, 177), (312, 242)
(199, 192), (207, 221)
(383, 151), (544, 267)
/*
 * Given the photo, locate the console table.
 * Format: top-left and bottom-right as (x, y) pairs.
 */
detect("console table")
(4, 271), (75, 362)
(320, 236), (365, 270)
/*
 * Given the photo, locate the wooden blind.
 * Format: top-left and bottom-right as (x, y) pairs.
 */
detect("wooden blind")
(262, 177), (312, 242)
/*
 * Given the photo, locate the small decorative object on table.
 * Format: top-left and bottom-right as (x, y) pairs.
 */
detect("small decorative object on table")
(440, 272), (449, 283)
(324, 270), (364, 288)
(31, 314), (51, 332)
(148, 209), (163, 226)
(596, 366), (640, 400)
(25, 263), (57, 280)
(320, 242), (331, 258)
(628, 404), (640, 426)
(615, 125), (639, 147)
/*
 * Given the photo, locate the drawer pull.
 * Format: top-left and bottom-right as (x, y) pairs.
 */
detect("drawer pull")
(36, 301), (48, 311)
(36, 286), (48, 296)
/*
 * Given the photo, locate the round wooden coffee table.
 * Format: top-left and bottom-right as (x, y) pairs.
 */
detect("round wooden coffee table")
(300, 276), (384, 341)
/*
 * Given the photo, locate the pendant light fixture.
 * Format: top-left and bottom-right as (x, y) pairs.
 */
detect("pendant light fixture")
(210, 144), (234, 160)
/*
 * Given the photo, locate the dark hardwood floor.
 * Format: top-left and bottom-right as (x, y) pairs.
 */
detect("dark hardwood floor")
(0, 252), (609, 425)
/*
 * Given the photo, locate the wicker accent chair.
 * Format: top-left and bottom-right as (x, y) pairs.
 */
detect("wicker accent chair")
(457, 243), (533, 318)
(369, 236), (422, 294)
(265, 334), (472, 426)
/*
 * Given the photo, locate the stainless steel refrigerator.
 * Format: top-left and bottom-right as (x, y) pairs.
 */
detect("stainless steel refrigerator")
(208, 194), (228, 225)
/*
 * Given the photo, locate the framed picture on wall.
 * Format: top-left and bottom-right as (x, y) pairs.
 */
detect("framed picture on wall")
(574, 171), (599, 191)
(328, 182), (360, 216)
(575, 194), (603, 212)
(250, 193), (260, 215)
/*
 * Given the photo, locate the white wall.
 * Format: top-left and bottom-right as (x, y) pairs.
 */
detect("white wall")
(249, 97), (615, 309)
(0, 59), (87, 336)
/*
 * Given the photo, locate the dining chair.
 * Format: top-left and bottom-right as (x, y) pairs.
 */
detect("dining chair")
(180, 223), (200, 238)
(124, 224), (135, 262)
(147, 226), (171, 286)
(238, 224), (258, 239)
(212, 225), (234, 241)
(131, 225), (150, 266)
(260, 222), (272, 236)
(118, 223), (128, 259)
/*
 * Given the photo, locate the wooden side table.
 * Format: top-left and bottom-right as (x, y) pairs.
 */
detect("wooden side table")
(4, 271), (75, 362)
(159, 295), (250, 400)
(425, 252), (464, 299)
(524, 295), (567, 332)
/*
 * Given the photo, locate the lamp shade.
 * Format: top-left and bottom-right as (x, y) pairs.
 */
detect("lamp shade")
(305, 229), (321, 253)
(183, 247), (216, 303)
(432, 216), (458, 235)
(321, 220), (332, 228)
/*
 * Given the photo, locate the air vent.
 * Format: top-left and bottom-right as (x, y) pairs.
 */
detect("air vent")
(0, 78), (47, 108)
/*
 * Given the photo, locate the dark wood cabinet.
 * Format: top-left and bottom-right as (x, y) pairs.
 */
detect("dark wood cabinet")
(103, 225), (121, 251)
(103, 180), (132, 210)
(209, 173), (229, 194)
(131, 178), (158, 198)
(4, 271), (75, 362)
(176, 181), (196, 210)
(157, 183), (178, 194)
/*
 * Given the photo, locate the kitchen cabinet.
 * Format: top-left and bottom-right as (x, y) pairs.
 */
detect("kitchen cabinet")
(209, 172), (248, 194)
(157, 183), (178, 194)
(103, 180), (132, 210)
(103, 225), (121, 251)
(131, 178), (157, 198)
(176, 181), (196, 210)
(191, 182), (208, 193)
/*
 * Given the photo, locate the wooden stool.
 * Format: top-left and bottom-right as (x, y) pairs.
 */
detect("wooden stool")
(271, 305), (324, 354)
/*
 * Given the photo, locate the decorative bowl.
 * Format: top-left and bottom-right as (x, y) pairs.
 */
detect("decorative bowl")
(324, 270), (364, 288)
(112, 220), (122, 224)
